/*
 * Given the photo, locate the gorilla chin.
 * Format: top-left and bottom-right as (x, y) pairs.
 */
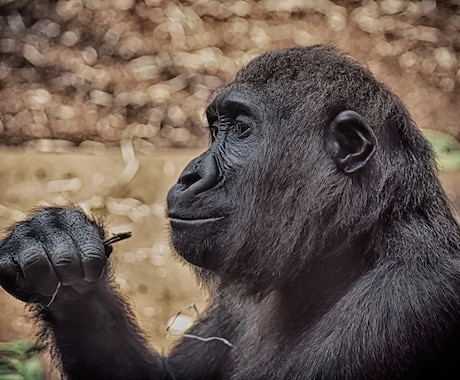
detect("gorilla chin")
(169, 215), (228, 268)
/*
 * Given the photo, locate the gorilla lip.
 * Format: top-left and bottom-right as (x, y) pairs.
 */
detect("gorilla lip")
(169, 216), (225, 229)
(169, 216), (225, 225)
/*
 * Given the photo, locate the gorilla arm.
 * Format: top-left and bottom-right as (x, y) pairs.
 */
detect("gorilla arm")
(0, 207), (230, 380)
(0, 207), (163, 379)
(38, 277), (163, 379)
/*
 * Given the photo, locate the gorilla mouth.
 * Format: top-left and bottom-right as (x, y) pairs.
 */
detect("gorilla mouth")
(169, 215), (225, 225)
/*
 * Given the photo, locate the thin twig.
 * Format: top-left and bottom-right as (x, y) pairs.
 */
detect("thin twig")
(166, 304), (233, 348)
(46, 281), (62, 307)
(103, 231), (132, 246)
(166, 330), (234, 348)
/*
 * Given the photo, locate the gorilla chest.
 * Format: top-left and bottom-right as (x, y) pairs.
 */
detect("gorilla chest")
(226, 302), (301, 378)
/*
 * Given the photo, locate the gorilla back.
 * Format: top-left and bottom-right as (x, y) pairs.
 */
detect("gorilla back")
(1, 45), (460, 379)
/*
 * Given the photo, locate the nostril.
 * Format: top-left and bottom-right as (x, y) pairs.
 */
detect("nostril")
(177, 154), (220, 198)
(179, 171), (201, 188)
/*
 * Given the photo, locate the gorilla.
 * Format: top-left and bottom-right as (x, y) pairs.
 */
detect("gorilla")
(1, 45), (460, 379)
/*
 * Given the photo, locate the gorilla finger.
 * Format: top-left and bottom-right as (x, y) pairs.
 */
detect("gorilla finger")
(51, 251), (84, 286)
(45, 237), (84, 287)
(0, 256), (37, 302)
(104, 244), (113, 257)
(19, 247), (59, 297)
(71, 280), (98, 295)
(80, 243), (106, 282)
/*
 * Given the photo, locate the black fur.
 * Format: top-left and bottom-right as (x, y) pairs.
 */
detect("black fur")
(2, 45), (460, 379)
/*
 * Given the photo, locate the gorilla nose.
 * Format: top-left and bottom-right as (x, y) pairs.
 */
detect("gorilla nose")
(179, 154), (220, 199)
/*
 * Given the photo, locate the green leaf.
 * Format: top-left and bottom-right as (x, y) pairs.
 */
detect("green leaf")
(423, 129), (460, 171)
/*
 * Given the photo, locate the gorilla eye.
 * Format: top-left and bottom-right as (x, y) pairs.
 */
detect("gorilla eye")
(235, 121), (250, 137)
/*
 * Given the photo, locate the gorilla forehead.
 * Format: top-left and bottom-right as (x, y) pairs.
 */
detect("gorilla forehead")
(212, 45), (393, 128)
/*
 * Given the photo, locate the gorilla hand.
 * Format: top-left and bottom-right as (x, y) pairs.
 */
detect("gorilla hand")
(0, 207), (108, 306)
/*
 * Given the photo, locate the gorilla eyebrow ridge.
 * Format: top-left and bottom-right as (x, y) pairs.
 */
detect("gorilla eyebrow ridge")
(208, 91), (253, 120)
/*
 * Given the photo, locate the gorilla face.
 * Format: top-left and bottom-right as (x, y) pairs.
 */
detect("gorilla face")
(167, 91), (262, 269)
(167, 46), (380, 283)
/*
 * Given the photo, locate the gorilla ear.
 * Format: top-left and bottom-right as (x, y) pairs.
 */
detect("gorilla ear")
(327, 110), (377, 174)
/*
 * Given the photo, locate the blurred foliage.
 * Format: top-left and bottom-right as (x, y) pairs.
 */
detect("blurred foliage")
(424, 129), (460, 171)
(0, 340), (44, 380)
(0, 0), (460, 147)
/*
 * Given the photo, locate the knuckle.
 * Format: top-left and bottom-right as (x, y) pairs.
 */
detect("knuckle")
(81, 254), (106, 281)
(0, 253), (14, 267)
(80, 242), (105, 257)
(53, 253), (78, 267)
(20, 247), (46, 267)
(46, 241), (78, 263)
(82, 254), (105, 268)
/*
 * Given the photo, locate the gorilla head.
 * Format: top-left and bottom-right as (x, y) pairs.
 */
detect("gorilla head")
(167, 45), (438, 292)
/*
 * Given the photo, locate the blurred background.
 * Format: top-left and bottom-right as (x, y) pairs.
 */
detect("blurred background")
(1, 0), (460, 378)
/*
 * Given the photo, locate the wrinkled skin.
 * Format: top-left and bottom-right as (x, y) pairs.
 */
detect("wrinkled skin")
(2, 45), (460, 379)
